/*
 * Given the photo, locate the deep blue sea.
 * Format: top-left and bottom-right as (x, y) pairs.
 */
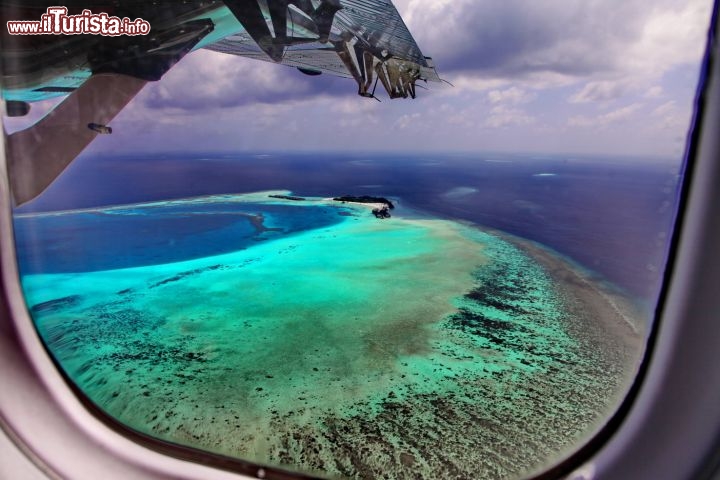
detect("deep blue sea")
(13, 151), (682, 303)
(13, 201), (347, 274)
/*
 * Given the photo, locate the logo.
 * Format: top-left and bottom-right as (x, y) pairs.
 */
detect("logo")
(7, 7), (151, 36)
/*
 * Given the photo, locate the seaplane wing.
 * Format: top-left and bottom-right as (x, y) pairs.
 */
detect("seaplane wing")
(205, 0), (441, 99)
(1, 1), (440, 105)
(1, 1), (439, 205)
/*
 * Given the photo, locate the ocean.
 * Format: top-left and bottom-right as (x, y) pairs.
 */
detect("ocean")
(15, 151), (681, 303)
(11, 151), (677, 478)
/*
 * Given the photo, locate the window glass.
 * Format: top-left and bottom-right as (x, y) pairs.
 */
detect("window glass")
(2, 1), (714, 478)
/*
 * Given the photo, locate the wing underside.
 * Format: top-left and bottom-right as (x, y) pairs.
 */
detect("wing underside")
(206, 0), (440, 99)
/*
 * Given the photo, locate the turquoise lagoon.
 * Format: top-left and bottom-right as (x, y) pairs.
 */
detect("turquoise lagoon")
(17, 192), (642, 479)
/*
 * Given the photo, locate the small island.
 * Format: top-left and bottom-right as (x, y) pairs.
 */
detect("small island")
(269, 194), (306, 201)
(332, 195), (395, 209)
(332, 195), (395, 219)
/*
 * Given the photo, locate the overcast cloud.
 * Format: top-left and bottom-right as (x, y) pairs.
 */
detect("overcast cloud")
(80, 0), (716, 158)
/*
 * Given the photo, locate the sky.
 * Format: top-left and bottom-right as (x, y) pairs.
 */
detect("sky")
(7, 0), (716, 159)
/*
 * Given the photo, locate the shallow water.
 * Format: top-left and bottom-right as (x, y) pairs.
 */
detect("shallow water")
(18, 192), (641, 479)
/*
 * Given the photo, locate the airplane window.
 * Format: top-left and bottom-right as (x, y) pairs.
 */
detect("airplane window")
(1, 1), (715, 479)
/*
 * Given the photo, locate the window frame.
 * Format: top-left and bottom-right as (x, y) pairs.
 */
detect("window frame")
(1, 3), (720, 478)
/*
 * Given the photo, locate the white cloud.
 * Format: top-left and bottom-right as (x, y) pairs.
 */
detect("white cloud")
(623, 0), (712, 77)
(141, 49), (313, 111)
(433, 76), (506, 95)
(568, 103), (642, 128)
(569, 80), (630, 104)
(652, 101), (677, 117)
(488, 87), (535, 105)
(650, 100), (693, 131)
(393, 112), (421, 130)
(644, 86), (664, 98)
(398, 0), (713, 98)
(484, 105), (535, 128)
(331, 97), (380, 115)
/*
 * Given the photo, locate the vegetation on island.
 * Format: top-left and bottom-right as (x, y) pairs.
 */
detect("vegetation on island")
(269, 194), (306, 201)
(371, 206), (391, 219)
(333, 195), (395, 219)
(332, 195), (395, 209)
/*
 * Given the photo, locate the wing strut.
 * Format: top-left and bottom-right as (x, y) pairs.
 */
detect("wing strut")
(7, 74), (146, 205)
(6, 19), (215, 205)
